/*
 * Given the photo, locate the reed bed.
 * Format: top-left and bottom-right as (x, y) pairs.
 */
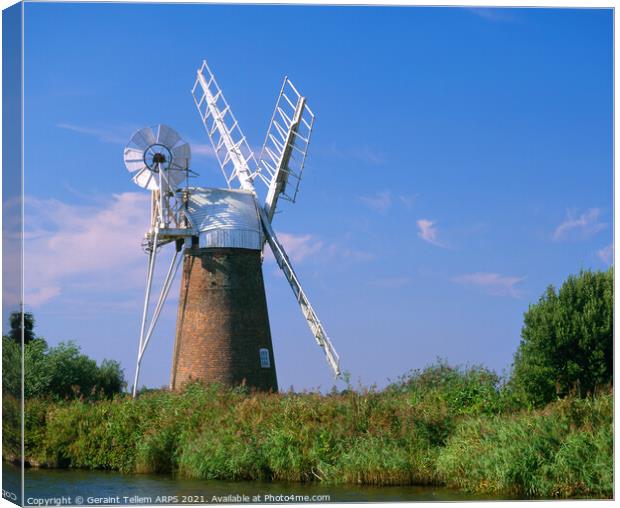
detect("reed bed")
(5, 366), (612, 499)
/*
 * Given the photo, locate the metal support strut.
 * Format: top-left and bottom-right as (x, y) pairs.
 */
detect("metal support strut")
(132, 243), (183, 398)
(132, 168), (186, 397)
(132, 230), (159, 398)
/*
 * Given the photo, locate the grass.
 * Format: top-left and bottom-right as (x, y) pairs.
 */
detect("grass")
(3, 363), (613, 499)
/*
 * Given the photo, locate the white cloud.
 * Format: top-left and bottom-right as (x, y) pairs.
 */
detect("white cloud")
(359, 191), (392, 213)
(416, 219), (446, 247)
(56, 123), (131, 144)
(265, 232), (373, 266)
(24, 192), (150, 307)
(467, 8), (515, 22)
(359, 191), (419, 213)
(2, 197), (23, 309)
(597, 244), (613, 265)
(264, 233), (323, 264)
(277, 233), (324, 262)
(23, 192), (370, 308)
(553, 208), (607, 241)
(452, 272), (525, 298)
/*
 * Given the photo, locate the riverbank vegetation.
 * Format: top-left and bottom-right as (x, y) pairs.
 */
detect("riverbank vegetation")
(5, 370), (612, 498)
(2, 268), (613, 499)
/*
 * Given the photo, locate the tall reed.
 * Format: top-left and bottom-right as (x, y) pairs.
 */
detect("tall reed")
(12, 365), (612, 499)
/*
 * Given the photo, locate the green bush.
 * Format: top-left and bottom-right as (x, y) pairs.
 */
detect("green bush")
(2, 395), (21, 462)
(387, 361), (512, 416)
(511, 268), (612, 406)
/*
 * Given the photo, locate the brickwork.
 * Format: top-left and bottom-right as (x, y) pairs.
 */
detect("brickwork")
(170, 247), (278, 392)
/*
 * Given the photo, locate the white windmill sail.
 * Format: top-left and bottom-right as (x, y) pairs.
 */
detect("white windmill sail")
(254, 80), (337, 376)
(192, 60), (341, 378)
(259, 208), (340, 377)
(257, 78), (315, 223)
(191, 60), (259, 192)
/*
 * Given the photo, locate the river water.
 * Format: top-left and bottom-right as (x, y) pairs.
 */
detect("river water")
(3, 463), (501, 505)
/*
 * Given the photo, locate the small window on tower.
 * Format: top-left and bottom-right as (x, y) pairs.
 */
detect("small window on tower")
(259, 348), (271, 368)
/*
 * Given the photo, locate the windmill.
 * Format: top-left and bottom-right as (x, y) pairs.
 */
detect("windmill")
(125, 60), (340, 397)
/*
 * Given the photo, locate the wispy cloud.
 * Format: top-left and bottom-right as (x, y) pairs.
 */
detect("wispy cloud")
(359, 190), (392, 213)
(467, 7), (516, 22)
(552, 208), (607, 241)
(24, 192), (150, 307)
(56, 123), (133, 144)
(191, 143), (217, 158)
(323, 144), (385, 165)
(597, 244), (613, 265)
(58, 124), (218, 166)
(399, 193), (419, 209)
(26, 287), (62, 308)
(265, 232), (373, 266)
(276, 233), (324, 263)
(2, 197), (24, 310)
(359, 190), (419, 213)
(185, 138), (220, 161)
(325, 243), (374, 262)
(452, 272), (525, 298)
(416, 219), (446, 247)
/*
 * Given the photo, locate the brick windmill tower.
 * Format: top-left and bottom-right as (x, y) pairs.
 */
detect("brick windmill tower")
(124, 60), (341, 397)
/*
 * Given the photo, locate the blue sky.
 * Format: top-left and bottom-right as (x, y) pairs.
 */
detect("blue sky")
(17, 3), (613, 391)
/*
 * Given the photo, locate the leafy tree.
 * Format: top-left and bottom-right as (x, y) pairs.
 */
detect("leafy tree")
(4, 311), (126, 399)
(2, 336), (21, 396)
(96, 359), (126, 397)
(24, 338), (52, 399)
(9, 311), (36, 344)
(511, 268), (613, 406)
(45, 341), (100, 398)
(21, 340), (127, 400)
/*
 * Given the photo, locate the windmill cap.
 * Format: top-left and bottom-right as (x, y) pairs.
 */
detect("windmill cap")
(185, 187), (263, 250)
